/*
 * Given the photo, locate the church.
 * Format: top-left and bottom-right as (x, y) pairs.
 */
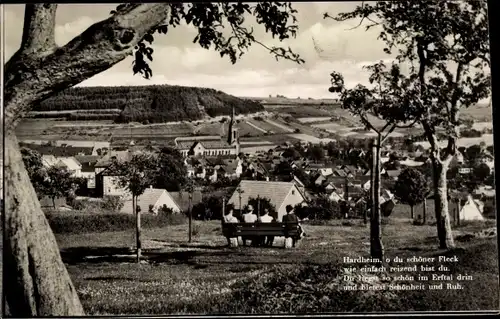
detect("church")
(175, 107), (240, 157)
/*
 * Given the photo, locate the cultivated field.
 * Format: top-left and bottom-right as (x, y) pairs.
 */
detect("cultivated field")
(16, 102), (494, 149)
(414, 134), (495, 149)
(54, 217), (498, 315)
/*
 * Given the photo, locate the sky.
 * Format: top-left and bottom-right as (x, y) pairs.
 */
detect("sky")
(2, 2), (490, 100)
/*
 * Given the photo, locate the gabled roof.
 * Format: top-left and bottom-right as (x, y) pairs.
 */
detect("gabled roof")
(56, 157), (82, 171)
(384, 170), (401, 178)
(228, 180), (305, 211)
(343, 165), (358, 174)
(334, 169), (347, 177)
(193, 140), (234, 150)
(121, 188), (180, 214)
(137, 188), (167, 213)
(42, 155), (58, 167)
(75, 155), (101, 165)
(21, 144), (94, 156)
(169, 190), (203, 212)
(95, 151), (133, 168)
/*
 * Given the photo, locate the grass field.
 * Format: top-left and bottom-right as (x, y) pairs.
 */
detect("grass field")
(53, 217), (499, 315)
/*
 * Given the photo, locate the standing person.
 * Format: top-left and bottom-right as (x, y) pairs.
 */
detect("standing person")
(241, 205), (257, 246)
(283, 205), (300, 247)
(223, 207), (239, 246)
(258, 207), (275, 247)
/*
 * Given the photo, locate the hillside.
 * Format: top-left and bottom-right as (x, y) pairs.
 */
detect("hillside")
(34, 85), (264, 123)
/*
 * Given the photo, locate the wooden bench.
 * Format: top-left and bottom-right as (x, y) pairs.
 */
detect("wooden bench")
(222, 222), (301, 248)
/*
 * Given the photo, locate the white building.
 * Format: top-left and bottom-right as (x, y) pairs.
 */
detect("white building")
(228, 180), (307, 222)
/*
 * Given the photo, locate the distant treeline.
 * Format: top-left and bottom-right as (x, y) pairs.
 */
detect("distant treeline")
(34, 85), (264, 123)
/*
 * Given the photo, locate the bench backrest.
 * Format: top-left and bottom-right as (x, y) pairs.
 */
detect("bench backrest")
(222, 222), (300, 237)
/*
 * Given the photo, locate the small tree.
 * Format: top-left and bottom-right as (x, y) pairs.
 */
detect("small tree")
(472, 162), (491, 186)
(393, 168), (430, 220)
(155, 147), (189, 191)
(40, 167), (79, 209)
(108, 153), (159, 263)
(20, 148), (48, 197)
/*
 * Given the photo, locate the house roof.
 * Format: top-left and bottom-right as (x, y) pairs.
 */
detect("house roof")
(42, 155), (58, 167)
(385, 170), (401, 178)
(176, 141), (196, 150)
(95, 151), (133, 167)
(343, 165), (358, 174)
(21, 144), (94, 156)
(334, 169), (347, 177)
(169, 190), (203, 212)
(228, 180), (305, 211)
(121, 188), (176, 214)
(56, 157), (82, 171)
(74, 155), (101, 165)
(20, 139), (110, 149)
(75, 155), (101, 172)
(196, 140), (234, 149)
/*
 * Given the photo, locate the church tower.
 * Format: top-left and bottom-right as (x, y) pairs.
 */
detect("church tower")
(227, 107), (240, 154)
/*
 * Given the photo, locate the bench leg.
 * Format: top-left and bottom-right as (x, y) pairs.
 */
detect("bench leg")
(229, 237), (239, 248)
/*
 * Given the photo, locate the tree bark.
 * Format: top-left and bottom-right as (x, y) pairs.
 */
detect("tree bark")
(134, 195), (141, 263)
(4, 133), (85, 316)
(431, 158), (455, 249)
(370, 139), (383, 261)
(188, 194), (193, 243)
(4, 4), (171, 315)
(423, 198), (427, 224)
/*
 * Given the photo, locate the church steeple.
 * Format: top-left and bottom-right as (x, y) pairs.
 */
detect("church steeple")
(227, 106), (235, 145)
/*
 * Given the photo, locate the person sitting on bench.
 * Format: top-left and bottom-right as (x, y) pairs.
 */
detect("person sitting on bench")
(283, 205), (299, 247)
(258, 207), (275, 247)
(241, 205), (258, 246)
(223, 207), (239, 246)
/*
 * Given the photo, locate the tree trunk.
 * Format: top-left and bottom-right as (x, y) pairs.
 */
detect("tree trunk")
(134, 195), (141, 263)
(370, 139), (383, 261)
(52, 197), (56, 209)
(3, 3), (172, 315)
(410, 205), (414, 220)
(188, 194), (192, 243)
(431, 158), (455, 249)
(4, 134), (85, 316)
(423, 198), (427, 224)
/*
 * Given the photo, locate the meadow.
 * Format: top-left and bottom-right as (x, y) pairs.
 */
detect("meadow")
(51, 213), (499, 315)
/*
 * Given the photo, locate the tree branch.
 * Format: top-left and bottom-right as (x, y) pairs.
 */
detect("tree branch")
(4, 3), (171, 132)
(421, 120), (442, 164)
(395, 118), (419, 129)
(359, 114), (379, 134)
(20, 4), (58, 57)
(380, 124), (397, 145)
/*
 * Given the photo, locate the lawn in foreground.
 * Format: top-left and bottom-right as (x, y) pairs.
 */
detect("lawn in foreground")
(57, 219), (499, 315)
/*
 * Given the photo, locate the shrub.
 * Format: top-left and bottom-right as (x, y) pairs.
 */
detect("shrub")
(45, 211), (187, 234)
(101, 195), (124, 212)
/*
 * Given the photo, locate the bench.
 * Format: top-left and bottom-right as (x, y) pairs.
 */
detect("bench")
(222, 222), (301, 248)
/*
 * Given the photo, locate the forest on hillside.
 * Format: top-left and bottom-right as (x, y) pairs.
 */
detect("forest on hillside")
(35, 85), (264, 123)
